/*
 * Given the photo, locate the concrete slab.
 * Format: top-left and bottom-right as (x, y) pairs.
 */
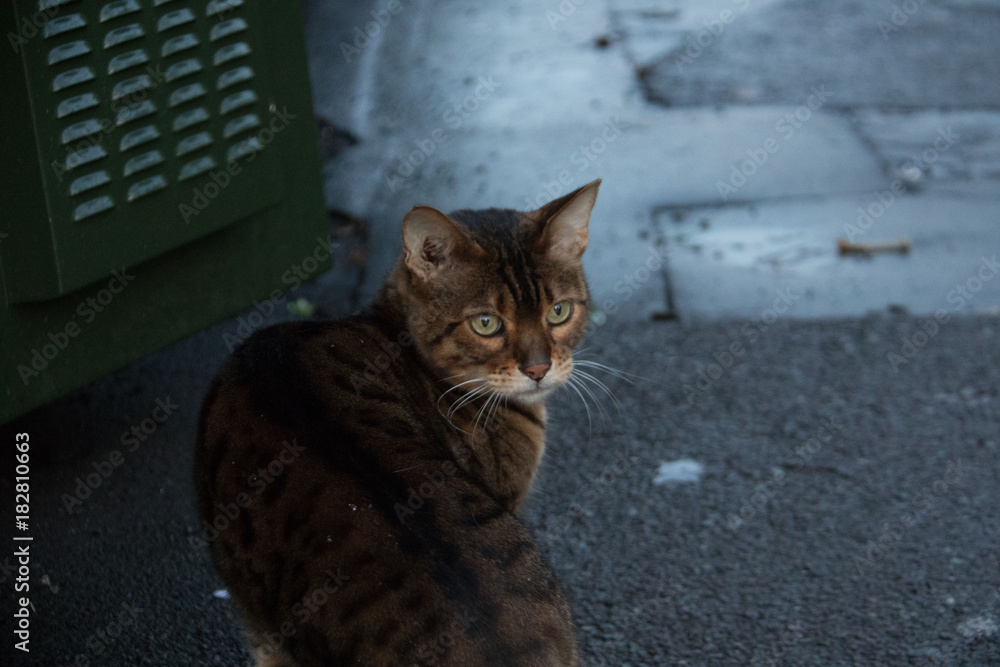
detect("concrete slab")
(309, 0), (998, 327)
(610, 0), (786, 66)
(641, 0), (1000, 108)
(656, 194), (1000, 320)
(324, 103), (887, 321)
(315, 0), (665, 321)
(856, 109), (1000, 196)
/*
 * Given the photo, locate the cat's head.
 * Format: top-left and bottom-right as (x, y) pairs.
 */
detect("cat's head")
(397, 180), (600, 405)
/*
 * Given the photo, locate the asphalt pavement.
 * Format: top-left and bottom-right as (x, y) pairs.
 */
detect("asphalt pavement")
(3, 312), (999, 665)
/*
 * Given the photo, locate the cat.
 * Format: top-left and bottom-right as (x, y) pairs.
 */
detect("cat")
(193, 179), (602, 666)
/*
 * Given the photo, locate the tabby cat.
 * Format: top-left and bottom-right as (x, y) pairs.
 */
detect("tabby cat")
(194, 179), (602, 666)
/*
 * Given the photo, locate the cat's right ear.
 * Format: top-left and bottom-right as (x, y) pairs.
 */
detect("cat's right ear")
(401, 206), (483, 280)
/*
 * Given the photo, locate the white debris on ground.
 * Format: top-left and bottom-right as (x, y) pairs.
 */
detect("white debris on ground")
(213, 589), (231, 600)
(956, 615), (999, 639)
(653, 458), (705, 484)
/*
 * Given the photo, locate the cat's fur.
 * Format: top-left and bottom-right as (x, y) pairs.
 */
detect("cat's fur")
(193, 180), (601, 666)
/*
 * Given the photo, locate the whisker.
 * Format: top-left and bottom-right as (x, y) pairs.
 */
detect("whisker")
(572, 359), (642, 383)
(495, 393), (510, 431)
(487, 391), (503, 427)
(570, 372), (609, 422)
(486, 390), (503, 428)
(483, 389), (499, 427)
(437, 379), (489, 437)
(482, 393), (500, 434)
(472, 390), (499, 442)
(573, 370), (622, 404)
(564, 377), (593, 436)
(438, 371), (476, 382)
(437, 377), (486, 419)
(470, 391), (491, 437)
(447, 384), (490, 421)
(443, 388), (488, 436)
(438, 376), (486, 398)
(447, 382), (488, 414)
(573, 369), (624, 418)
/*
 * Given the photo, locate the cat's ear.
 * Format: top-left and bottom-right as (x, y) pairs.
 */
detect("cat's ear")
(531, 179), (601, 262)
(401, 206), (483, 280)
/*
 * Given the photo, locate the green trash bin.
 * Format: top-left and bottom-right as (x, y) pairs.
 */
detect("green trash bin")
(0, 0), (329, 423)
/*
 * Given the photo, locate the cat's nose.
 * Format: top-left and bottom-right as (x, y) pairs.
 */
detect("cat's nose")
(521, 363), (551, 382)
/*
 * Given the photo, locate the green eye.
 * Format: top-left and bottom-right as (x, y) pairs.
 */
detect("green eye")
(547, 301), (573, 325)
(470, 313), (502, 336)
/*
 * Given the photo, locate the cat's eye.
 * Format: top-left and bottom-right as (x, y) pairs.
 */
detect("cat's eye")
(547, 301), (573, 325)
(470, 313), (502, 336)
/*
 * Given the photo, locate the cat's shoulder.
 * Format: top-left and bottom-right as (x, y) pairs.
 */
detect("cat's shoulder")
(215, 315), (418, 408)
(224, 316), (382, 374)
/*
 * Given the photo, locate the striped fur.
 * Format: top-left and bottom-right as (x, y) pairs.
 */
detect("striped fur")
(194, 181), (601, 666)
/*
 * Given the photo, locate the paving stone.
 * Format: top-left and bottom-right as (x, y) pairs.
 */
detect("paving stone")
(856, 109), (1000, 196)
(656, 194), (1000, 320)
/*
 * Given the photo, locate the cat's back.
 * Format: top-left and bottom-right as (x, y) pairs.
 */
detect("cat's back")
(194, 319), (578, 666)
(208, 316), (421, 429)
(195, 316), (441, 546)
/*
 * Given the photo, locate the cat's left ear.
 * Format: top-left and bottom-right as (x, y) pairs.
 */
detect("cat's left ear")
(531, 179), (601, 261)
